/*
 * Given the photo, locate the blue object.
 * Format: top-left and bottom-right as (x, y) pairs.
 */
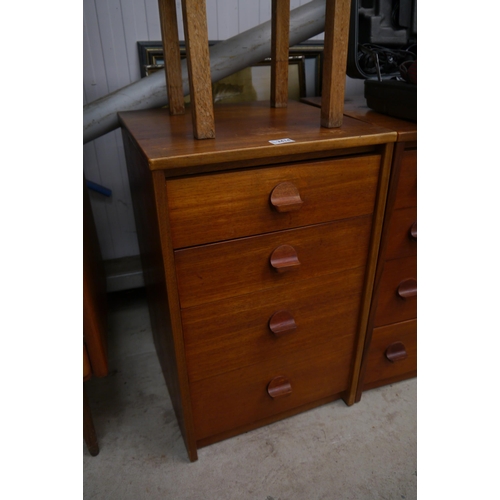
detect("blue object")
(87, 180), (112, 197)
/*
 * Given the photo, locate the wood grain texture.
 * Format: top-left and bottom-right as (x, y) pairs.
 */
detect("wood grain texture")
(158, 0), (185, 115)
(374, 255), (417, 327)
(152, 169), (199, 462)
(182, 267), (365, 381)
(343, 96), (417, 142)
(345, 142), (394, 405)
(181, 0), (215, 139)
(303, 98), (418, 403)
(121, 130), (198, 461)
(197, 393), (342, 449)
(302, 95), (417, 142)
(118, 101), (397, 173)
(321, 0), (351, 128)
(362, 319), (417, 389)
(384, 206), (418, 260)
(394, 148), (417, 209)
(271, 0), (290, 108)
(175, 216), (372, 309)
(166, 153), (381, 248)
(119, 100), (400, 459)
(191, 331), (356, 440)
(354, 142), (416, 402)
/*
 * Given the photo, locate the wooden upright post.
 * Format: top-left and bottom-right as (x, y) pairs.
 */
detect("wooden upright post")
(271, 0), (290, 108)
(321, 0), (351, 128)
(181, 0), (215, 139)
(158, 0), (185, 115)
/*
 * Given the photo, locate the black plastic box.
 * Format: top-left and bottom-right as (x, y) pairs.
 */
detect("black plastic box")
(364, 79), (416, 121)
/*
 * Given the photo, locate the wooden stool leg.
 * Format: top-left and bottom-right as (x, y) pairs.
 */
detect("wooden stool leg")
(83, 384), (99, 456)
(181, 0), (215, 139)
(271, 0), (290, 108)
(321, 0), (352, 128)
(158, 0), (185, 115)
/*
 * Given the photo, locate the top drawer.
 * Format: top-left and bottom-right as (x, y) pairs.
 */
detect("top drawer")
(166, 154), (381, 248)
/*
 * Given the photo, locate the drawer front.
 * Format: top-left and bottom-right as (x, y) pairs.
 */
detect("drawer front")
(183, 267), (365, 382)
(363, 319), (417, 387)
(175, 215), (372, 309)
(166, 155), (381, 248)
(385, 206), (417, 260)
(374, 256), (417, 327)
(394, 149), (416, 210)
(190, 338), (355, 440)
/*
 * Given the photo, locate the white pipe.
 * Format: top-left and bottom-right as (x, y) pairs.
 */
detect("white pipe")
(83, 0), (326, 144)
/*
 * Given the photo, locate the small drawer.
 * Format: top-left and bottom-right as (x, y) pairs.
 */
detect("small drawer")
(374, 256), (417, 327)
(394, 149), (417, 210)
(385, 206), (417, 261)
(190, 338), (355, 441)
(183, 267), (365, 382)
(166, 154), (381, 248)
(175, 215), (372, 308)
(363, 319), (417, 388)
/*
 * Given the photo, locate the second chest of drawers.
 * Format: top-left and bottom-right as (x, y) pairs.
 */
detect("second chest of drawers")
(355, 129), (417, 397)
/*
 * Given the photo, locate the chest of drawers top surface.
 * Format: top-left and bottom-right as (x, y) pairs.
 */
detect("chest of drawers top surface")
(301, 96), (417, 143)
(118, 101), (396, 174)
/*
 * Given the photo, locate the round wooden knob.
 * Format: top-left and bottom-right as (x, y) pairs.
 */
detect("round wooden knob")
(270, 245), (301, 272)
(269, 310), (297, 336)
(397, 278), (417, 299)
(409, 221), (417, 240)
(270, 181), (303, 212)
(267, 376), (292, 398)
(385, 342), (408, 362)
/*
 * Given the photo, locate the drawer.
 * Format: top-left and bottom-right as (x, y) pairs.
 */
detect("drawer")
(183, 266), (365, 382)
(394, 149), (417, 210)
(190, 336), (355, 440)
(363, 319), (417, 387)
(385, 206), (417, 261)
(374, 255), (417, 327)
(166, 154), (381, 248)
(175, 215), (372, 308)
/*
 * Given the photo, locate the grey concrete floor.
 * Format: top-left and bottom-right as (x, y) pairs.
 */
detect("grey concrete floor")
(83, 288), (417, 500)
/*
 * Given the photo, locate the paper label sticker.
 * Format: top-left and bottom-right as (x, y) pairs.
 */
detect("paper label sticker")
(269, 138), (295, 145)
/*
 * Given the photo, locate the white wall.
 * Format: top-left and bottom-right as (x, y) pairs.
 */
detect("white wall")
(83, 0), (360, 262)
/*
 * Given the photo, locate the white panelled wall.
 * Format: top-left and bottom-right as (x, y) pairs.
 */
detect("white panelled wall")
(83, 0), (362, 283)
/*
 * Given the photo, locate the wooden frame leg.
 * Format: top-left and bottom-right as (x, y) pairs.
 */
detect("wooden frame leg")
(271, 0), (290, 108)
(83, 384), (99, 456)
(158, 0), (185, 115)
(181, 0), (215, 139)
(321, 0), (351, 128)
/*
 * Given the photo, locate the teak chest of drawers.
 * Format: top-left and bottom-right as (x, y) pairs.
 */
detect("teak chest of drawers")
(119, 101), (397, 461)
(341, 101), (417, 399)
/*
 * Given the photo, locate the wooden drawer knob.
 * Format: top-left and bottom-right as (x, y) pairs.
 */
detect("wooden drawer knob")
(270, 181), (304, 212)
(270, 245), (301, 272)
(267, 376), (292, 398)
(409, 221), (417, 240)
(397, 278), (417, 299)
(385, 342), (408, 362)
(269, 310), (297, 336)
